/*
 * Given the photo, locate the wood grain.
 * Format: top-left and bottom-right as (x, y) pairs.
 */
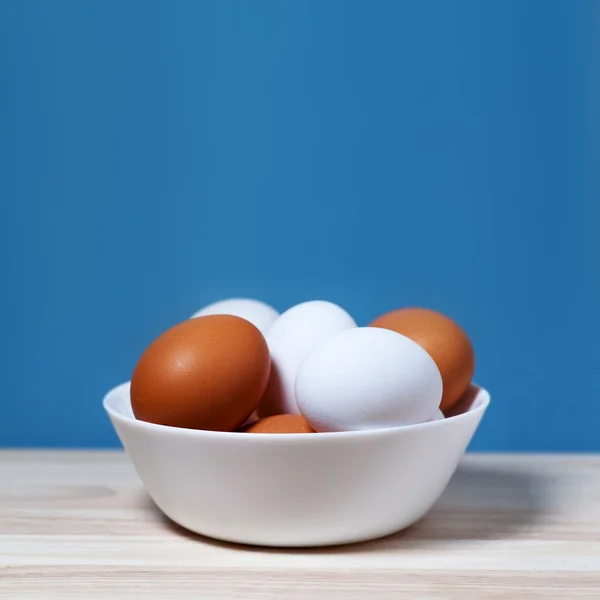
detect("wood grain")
(1, 451), (599, 598)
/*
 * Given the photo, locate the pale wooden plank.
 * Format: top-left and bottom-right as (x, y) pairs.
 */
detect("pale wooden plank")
(1, 451), (599, 598)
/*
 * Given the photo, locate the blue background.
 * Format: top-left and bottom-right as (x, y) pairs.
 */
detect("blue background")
(1, 0), (598, 450)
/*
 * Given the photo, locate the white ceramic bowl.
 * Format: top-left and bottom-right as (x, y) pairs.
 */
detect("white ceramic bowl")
(104, 382), (490, 547)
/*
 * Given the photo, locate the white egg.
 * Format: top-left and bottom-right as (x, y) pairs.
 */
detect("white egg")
(429, 408), (445, 422)
(190, 298), (279, 336)
(259, 300), (357, 416)
(295, 327), (442, 432)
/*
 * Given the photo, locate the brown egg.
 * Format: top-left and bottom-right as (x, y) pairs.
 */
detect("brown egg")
(369, 308), (475, 412)
(243, 414), (315, 434)
(131, 315), (271, 431)
(443, 383), (480, 418)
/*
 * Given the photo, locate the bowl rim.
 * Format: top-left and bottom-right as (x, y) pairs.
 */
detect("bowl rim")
(103, 381), (490, 443)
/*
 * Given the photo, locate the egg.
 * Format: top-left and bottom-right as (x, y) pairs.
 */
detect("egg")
(190, 298), (279, 336)
(443, 383), (480, 418)
(369, 308), (474, 412)
(258, 300), (357, 416)
(243, 414), (315, 434)
(429, 408), (445, 422)
(131, 315), (270, 431)
(295, 327), (442, 432)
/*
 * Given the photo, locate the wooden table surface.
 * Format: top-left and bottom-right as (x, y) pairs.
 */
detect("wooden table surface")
(1, 451), (599, 599)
